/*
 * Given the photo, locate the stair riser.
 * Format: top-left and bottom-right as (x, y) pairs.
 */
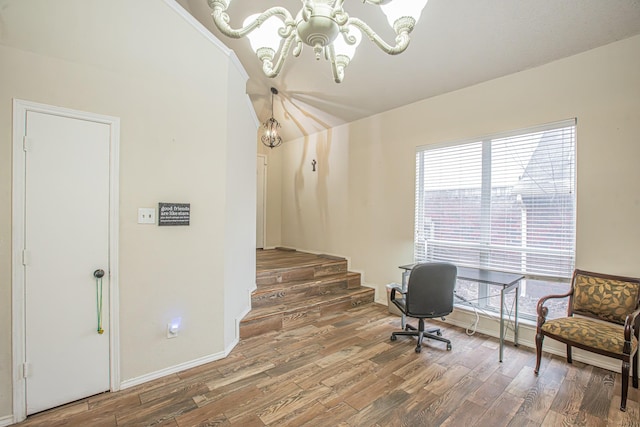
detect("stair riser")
(251, 279), (351, 308)
(347, 273), (361, 289)
(256, 261), (348, 286)
(314, 262), (349, 277)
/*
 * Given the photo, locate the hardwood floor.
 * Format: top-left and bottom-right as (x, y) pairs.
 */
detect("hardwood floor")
(15, 303), (639, 427)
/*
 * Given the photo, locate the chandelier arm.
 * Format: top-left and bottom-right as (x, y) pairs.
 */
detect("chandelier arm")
(361, 0), (392, 5)
(260, 32), (297, 78)
(301, 0), (313, 22)
(326, 44), (345, 84)
(210, 3), (295, 40)
(292, 36), (304, 57)
(331, 0), (349, 26)
(347, 17), (412, 55)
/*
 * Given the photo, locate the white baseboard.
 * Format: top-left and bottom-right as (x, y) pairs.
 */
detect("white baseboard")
(120, 350), (227, 390)
(0, 415), (14, 427)
(121, 307), (247, 391)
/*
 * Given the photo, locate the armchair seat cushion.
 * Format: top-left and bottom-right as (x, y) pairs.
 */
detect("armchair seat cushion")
(541, 316), (638, 356)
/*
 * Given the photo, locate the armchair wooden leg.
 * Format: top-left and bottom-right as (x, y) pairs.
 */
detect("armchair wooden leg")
(567, 345), (573, 364)
(633, 352), (639, 389)
(621, 361), (630, 411)
(534, 332), (543, 375)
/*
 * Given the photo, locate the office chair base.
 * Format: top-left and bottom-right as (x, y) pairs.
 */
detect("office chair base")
(390, 323), (452, 353)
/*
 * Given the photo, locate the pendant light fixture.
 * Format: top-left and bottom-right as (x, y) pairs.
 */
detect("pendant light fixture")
(262, 87), (282, 149)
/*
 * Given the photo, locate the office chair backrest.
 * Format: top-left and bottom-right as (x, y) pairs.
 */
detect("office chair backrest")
(406, 262), (457, 318)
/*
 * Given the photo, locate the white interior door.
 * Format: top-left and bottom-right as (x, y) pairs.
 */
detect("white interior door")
(23, 110), (111, 414)
(256, 155), (266, 249)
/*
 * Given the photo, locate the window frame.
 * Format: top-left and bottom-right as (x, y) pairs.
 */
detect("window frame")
(414, 119), (577, 320)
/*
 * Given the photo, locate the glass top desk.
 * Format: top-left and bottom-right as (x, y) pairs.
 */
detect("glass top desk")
(398, 264), (523, 362)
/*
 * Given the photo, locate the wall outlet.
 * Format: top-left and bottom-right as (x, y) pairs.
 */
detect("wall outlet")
(138, 208), (156, 224)
(167, 317), (181, 338)
(167, 323), (178, 338)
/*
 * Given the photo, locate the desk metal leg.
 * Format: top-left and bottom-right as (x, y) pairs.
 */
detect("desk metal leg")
(499, 289), (505, 362)
(499, 281), (521, 362)
(514, 283), (519, 347)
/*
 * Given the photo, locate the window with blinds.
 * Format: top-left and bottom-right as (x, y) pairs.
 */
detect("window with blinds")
(414, 119), (576, 280)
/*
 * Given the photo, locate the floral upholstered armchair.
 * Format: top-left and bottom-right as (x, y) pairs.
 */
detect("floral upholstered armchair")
(534, 269), (640, 411)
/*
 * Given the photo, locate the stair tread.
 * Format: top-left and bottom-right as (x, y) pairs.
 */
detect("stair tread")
(256, 252), (346, 272)
(256, 258), (344, 272)
(243, 287), (374, 322)
(254, 271), (360, 294)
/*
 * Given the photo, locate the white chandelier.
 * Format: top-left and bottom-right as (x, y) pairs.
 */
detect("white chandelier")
(208, 0), (429, 83)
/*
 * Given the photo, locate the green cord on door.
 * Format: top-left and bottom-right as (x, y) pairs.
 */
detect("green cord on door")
(93, 269), (105, 334)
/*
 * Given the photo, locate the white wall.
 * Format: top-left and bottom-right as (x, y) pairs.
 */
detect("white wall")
(0, 0), (256, 420)
(223, 60), (259, 348)
(276, 34), (640, 307)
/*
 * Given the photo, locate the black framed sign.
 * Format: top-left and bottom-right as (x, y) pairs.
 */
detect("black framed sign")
(158, 202), (190, 226)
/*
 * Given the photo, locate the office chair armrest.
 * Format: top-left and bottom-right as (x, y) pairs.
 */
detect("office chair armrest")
(387, 283), (404, 301)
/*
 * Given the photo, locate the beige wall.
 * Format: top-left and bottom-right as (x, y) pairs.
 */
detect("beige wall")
(258, 141), (283, 249)
(223, 61), (259, 347)
(275, 35), (640, 302)
(0, 0), (256, 420)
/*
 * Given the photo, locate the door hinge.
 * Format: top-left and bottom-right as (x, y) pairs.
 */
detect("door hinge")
(23, 136), (32, 152)
(22, 363), (31, 378)
(22, 250), (30, 266)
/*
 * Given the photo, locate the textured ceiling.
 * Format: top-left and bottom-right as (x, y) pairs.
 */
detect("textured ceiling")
(176, 0), (640, 142)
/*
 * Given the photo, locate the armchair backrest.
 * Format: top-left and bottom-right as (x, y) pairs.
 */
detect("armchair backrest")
(406, 262), (457, 318)
(570, 269), (640, 325)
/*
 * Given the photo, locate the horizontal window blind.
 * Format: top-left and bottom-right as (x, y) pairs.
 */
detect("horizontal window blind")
(415, 119), (576, 278)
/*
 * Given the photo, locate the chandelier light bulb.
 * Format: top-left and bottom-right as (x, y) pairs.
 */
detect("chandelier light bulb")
(381, 0), (429, 28)
(243, 14), (283, 53)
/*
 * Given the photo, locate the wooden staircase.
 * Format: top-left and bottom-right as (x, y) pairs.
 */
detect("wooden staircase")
(240, 248), (376, 338)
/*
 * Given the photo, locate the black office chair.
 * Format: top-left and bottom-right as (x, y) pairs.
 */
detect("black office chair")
(389, 262), (457, 353)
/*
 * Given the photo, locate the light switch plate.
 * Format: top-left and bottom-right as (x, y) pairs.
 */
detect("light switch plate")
(138, 208), (156, 224)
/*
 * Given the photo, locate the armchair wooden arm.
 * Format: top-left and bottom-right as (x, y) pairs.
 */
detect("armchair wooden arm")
(536, 289), (573, 322)
(623, 307), (640, 353)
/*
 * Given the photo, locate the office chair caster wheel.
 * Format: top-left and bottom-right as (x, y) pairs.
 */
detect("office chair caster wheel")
(446, 343), (452, 351)
(390, 334), (397, 341)
(415, 346), (422, 353)
(436, 330), (442, 336)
